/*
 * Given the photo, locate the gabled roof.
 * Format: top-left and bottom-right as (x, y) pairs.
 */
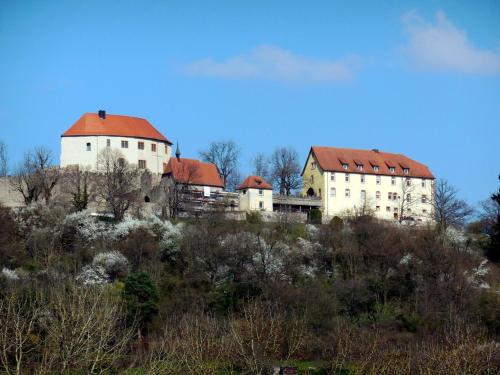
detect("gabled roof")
(62, 112), (172, 144)
(305, 146), (434, 179)
(237, 175), (273, 190)
(163, 157), (224, 188)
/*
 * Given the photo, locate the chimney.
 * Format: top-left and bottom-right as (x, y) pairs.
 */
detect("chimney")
(98, 110), (106, 120)
(175, 142), (181, 161)
(372, 148), (379, 153)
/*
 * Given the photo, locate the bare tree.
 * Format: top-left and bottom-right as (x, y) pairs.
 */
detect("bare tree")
(39, 284), (134, 374)
(397, 177), (420, 222)
(432, 179), (473, 233)
(251, 152), (270, 180)
(200, 140), (240, 190)
(0, 141), (7, 177)
(10, 147), (60, 205)
(96, 148), (140, 220)
(0, 293), (40, 375)
(270, 147), (301, 195)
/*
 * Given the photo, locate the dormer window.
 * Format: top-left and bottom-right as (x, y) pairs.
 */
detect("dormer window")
(342, 164), (348, 170)
(389, 167), (395, 173)
(357, 165), (363, 171)
(373, 166), (379, 172)
(403, 168), (409, 174)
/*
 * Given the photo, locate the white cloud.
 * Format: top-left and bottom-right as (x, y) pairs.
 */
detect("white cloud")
(182, 45), (356, 83)
(401, 10), (500, 74)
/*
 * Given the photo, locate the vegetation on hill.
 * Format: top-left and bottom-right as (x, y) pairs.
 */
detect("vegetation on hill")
(0, 196), (499, 375)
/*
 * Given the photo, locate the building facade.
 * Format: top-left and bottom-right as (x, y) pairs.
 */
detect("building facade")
(301, 146), (435, 222)
(60, 111), (172, 174)
(237, 175), (273, 212)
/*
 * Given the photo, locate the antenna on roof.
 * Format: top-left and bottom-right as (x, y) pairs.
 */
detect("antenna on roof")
(175, 142), (181, 161)
(98, 110), (106, 120)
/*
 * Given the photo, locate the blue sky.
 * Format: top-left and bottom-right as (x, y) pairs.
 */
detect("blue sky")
(0, 0), (499, 205)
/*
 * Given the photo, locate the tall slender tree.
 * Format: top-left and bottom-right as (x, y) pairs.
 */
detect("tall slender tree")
(270, 147), (301, 195)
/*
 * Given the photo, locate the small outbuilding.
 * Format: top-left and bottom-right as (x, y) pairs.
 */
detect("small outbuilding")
(237, 175), (273, 212)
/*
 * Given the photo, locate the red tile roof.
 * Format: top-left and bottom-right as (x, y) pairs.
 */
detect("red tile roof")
(237, 175), (273, 190)
(163, 157), (224, 188)
(62, 113), (171, 144)
(306, 146), (434, 179)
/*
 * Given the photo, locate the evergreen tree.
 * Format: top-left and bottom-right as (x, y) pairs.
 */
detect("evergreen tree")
(122, 272), (159, 335)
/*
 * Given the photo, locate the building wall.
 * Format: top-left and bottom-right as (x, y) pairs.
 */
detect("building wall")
(301, 153), (434, 223)
(60, 135), (171, 174)
(239, 188), (273, 212)
(301, 152), (325, 199)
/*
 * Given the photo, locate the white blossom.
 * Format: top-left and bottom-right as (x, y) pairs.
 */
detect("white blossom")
(76, 265), (109, 286)
(305, 224), (319, 239)
(92, 251), (129, 277)
(1, 267), (19, 280)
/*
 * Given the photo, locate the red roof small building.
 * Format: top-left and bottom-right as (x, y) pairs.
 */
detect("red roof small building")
(163, 157), (224, 188)
(62, 112), (171, 144)
(237, 175), (273, 190)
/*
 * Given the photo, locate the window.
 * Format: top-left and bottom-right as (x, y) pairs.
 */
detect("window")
(345, 188), (350, 198)
(310, 175), (314, 184)
(376, 191), (381, 200)
(86, 142), (91, 151)
(357, 164), (363, 171)
(118, 158), (125, 167)
(421, 195), (427, 203)
(342, 163), (348, 170)
(406, 193), (411, 202)
(259, 201), (264, 209)
(330, 187), (336, 197)
(394, 207), (398, 212)
(376, 206), (380, 211)
(376, 176), (381, 185)
(360, 175), (365, 184)
(259, 189), (263, 196)
(311, 161), (316, 170)
(138, 160), (146, 169)
(165, 144), (169, 154)
(106, 139), (111, 147)
(373, 166), (379, 172)
(163, 162), (167, 172)
(121, 140), (128, 148)
(151, 143), (157, 152)
(389, 167), (395, 173)
(406, 178), (411, 186)
(330, 173), (335, 181)
(138, 141), (144, 150)
(386, 206), (390, 212)
(403, 168), (409, 174)
(388, 192), (392, 200)
(361, 190), (366, 201)
(421, 179), (426, 188)
(391, 177), (396, 185)
(423, 209), (428, 214)
(345, 173), (350, 182)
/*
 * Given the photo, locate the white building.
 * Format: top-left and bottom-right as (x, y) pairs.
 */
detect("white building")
(60, 110), (172, 174)
(237, 175), (273, 212)
(301, 146), (435, 223)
